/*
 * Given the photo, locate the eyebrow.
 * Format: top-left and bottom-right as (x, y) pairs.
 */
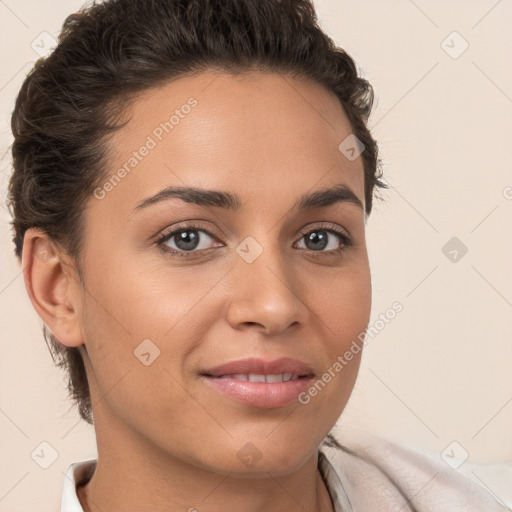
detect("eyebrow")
(131, 183), (363, 214)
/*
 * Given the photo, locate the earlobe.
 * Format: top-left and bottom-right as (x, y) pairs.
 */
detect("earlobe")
(21, 228), (84, 348)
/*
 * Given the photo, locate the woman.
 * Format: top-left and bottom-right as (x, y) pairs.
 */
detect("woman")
(7, 0), (508, 510)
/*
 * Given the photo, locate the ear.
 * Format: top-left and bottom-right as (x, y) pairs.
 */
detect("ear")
(21, 228), (84, 348)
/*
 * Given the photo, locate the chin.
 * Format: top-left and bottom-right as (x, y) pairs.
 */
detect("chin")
(204, 437), (315, 477)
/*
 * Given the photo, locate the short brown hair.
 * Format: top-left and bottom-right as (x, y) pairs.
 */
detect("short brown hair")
(8, 0), (385, 429)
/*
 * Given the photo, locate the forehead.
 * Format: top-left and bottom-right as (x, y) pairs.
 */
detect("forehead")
(98, 70), (365, 215)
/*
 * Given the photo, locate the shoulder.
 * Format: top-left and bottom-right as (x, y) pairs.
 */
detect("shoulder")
(319, 434), (511, 511)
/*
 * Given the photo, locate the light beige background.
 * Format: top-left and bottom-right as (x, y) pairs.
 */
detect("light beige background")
(1, 0), (511, 510)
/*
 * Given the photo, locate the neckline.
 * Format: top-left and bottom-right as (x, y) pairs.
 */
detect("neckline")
(318, 448), (352, 512)
(74, 459), (96, 510)
(70, 452), (349, 512)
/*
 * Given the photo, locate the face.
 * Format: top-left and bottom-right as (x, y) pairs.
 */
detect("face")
(75, 70), (371, 476)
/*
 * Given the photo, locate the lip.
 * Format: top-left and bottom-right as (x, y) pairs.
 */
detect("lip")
(199, 357), (315, 409)
(201, 374), (314, 408)
(201, 357), (315, 377)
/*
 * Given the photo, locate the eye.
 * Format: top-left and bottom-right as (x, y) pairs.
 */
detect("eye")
(156, 223), (222, 257)
(295, 225), (352, 257)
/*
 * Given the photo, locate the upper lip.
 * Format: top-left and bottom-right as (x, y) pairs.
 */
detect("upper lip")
(201, 357), (315, 377)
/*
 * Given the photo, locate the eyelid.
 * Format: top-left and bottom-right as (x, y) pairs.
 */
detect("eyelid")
(296, 222), (352, 242)
(153, 220), (222, 243)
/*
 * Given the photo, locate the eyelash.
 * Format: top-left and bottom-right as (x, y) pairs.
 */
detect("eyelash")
(154, 222), (353, 259)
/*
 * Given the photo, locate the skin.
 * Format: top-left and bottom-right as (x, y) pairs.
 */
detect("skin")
(23, 70), (372, 512)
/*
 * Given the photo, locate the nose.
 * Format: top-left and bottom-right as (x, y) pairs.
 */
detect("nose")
(225, 240), (308, 336)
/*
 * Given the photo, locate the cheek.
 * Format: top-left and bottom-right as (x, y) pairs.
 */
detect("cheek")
(292, 259), (371, 414)
(309, 263), (371, 402)
(81, 249), (194, 341)
(317, 262), (372, 345)
(77, 252), (217, 405)
(79, 283), (194, 431)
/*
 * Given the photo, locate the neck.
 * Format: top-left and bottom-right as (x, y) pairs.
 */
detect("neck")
(77, 420), (334, 512)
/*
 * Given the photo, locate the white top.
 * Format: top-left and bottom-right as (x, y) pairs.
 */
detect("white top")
(61, 438), (511, 511)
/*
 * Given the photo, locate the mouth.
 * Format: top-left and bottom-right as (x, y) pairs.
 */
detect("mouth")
(200, 356), (315, 379)
(200, 371), (315, 408)
(199, 357), (316, 408)
(202, 373), (312, 382)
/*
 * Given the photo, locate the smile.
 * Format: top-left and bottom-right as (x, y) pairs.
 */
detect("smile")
(207, 373), (303, 382)
(201, 374), (314, 408)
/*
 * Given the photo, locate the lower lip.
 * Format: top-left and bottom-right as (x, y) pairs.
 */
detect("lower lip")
(201, 375), (314, 408)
